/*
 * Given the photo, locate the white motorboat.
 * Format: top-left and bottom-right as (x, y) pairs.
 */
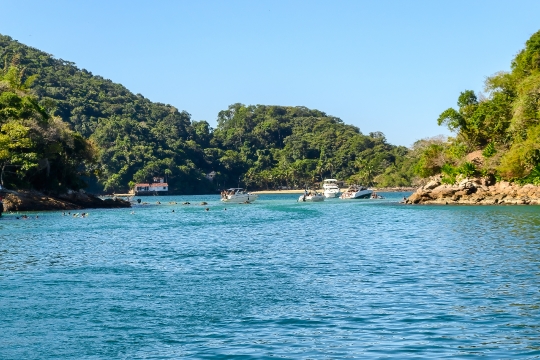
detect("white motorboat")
(221, 188), (258, 203)
(298, 190), (325, 202)
(322, 179), (341, 198)
(339, 185), (372, 199)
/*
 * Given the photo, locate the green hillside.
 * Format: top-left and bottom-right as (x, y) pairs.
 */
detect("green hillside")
(415, 30), (540, 185)
(0, 34), (415, 193)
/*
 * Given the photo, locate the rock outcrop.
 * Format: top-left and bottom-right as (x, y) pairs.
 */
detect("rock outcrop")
(1, 189), (130, 212)
(405, 176), (540, 205)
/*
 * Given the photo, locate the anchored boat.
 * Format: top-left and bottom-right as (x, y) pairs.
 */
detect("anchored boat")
(322, 179), (341, 198)
(298, 190), (325, 202)
(340, 185), (372, 199)
(221, 188), (258, 203)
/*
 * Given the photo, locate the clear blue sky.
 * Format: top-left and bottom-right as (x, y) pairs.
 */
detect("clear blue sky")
(2, 1), (540, 146)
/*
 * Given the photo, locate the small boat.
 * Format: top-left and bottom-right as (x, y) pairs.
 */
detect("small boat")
(298, 190), (325, 202)
(221, 188), (258, 203)
(322, 179), (341, 198)
(340, 185), (372, 199)
(370, 192), (385, 199)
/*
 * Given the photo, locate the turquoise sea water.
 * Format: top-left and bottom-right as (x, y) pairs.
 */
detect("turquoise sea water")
(1, 192), (540, 359)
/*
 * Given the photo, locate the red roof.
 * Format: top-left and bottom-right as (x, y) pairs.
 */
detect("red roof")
(135, 183), (150, 187)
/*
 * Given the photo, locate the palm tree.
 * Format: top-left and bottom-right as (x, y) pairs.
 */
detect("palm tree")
(354, 159), (376, 186)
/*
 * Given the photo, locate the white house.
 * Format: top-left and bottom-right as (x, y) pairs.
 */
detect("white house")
(134, 177), (168, 195)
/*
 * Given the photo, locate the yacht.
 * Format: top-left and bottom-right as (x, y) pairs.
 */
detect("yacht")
(298, 190), (325, 202)
(322, 179), (341, 198)
(339, 185), (372, 199)
(221, 188), (258, 203)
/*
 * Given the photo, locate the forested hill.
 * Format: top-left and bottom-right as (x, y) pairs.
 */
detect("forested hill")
(0, 35), (192, 139)
(0, 34), (415, 194)
(414, 30), (540, 186)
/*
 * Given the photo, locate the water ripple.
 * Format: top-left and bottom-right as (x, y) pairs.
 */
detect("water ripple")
(1, 193), (539, 358)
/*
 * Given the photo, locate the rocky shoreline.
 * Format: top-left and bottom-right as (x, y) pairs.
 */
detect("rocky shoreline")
(405, 176), (540, 205)
(1, 189), (131, 212)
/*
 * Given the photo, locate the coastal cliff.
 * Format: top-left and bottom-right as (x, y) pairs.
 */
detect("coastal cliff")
(1, 190), (130, 212)
(405, 176), (540, 205)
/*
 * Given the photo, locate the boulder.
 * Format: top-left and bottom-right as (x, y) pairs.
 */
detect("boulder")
(480, 174), (496, 186)
(424, 179), (441, 190)
(458, 179), (476, 190)
(431, 186), (457, 198)
(406, 190), (433, 204)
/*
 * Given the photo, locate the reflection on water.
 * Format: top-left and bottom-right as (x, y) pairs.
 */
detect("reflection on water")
(0, 192), (539, 358)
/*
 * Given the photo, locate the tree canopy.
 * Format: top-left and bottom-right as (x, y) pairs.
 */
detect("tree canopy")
(0, 61), (94, 191)
(0, 34), (416, 193)
(417, 29), (540, 185)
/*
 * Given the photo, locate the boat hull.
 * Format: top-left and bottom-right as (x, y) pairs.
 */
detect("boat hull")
(221, 194), (258, 203)
(340, 189), (372, 199)
(324, 190), (341, 198)
(298, 195), (325, 202)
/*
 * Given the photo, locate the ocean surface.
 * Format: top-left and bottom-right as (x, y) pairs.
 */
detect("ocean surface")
(1, 192), (540, 359)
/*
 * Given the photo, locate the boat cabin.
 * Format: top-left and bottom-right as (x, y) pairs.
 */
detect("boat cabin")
(323, 179), (344, 188)
(224, 188), (245, 195)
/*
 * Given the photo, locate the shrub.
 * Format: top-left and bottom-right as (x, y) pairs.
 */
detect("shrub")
(440, 163), (457, 184)
(459, 162), (477, 177)
(482, 142), (496, 158)
(498, 124), (540, 179)
(413, 143), (447, 178)
(517, 164), (540, 185)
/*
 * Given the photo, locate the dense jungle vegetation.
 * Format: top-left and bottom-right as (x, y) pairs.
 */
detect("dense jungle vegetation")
(0, 34), (416, 194)
(0, 64), (94, 192)
(415, 30), (540, 185)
